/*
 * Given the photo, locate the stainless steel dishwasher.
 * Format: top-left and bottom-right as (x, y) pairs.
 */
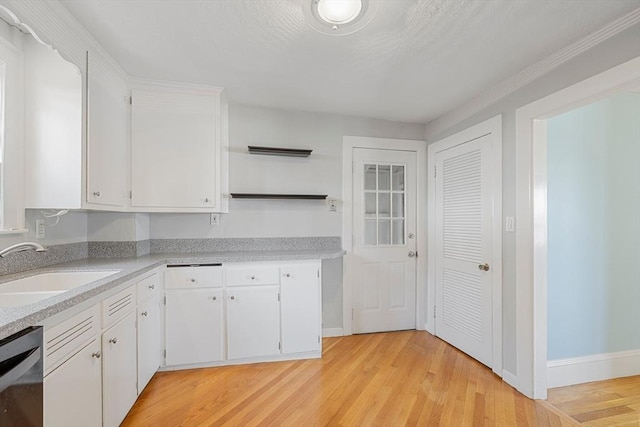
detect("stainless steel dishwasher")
(0, 326), (43, 427)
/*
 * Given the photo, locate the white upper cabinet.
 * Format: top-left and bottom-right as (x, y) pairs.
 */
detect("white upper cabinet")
(130, 81), (229, 212)
(86, 51), (128, 208)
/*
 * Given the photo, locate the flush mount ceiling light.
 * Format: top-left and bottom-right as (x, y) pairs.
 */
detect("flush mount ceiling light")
(303, 0), (377, 36)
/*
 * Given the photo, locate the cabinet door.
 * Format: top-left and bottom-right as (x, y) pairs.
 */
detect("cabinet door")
(281, 265), (321, 354)
(137, 294), (160, 393)
(102, 311), (137, 427)
(86, 52), (128, 207)
(44, 338), (102, 427)
(131, 88), (218, 210)
(227, 286), (280, 360)
(165, 289), (223, 365)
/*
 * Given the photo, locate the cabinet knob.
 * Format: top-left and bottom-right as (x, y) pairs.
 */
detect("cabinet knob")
(148, 284), (155, 289)
(230, 296), (235, 300)
(478, 263), (490, 271)
(141, 311), (148, 317)
(212, 296), (217, 301)
(250, 275), (256, 280)
(109, 337), (118, 344)
(91, 351), (101, 359)
(204, 198), (210, 203)
(190, 278), (196, 283)
(285, 273), (291, 278)
(93, 191), (101, 197)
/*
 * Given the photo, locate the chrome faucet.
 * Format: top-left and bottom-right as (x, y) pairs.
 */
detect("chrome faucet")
(0, 242), (48, 258)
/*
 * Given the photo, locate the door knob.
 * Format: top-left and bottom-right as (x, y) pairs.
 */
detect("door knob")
(478, 263), (490, 271)
(408, 251), (416, 258)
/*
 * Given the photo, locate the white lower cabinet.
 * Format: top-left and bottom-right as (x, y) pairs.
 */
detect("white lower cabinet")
(137, 294), (160, 393)
(165, 288), (223, 365)
(226, 285), (281, 359)
(281, 265), (321, 354)
(44, 338), (102, 427)
(102, 311), (138, 427)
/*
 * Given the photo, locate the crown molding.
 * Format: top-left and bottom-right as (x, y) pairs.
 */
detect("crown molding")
(426, 7), (640, 138)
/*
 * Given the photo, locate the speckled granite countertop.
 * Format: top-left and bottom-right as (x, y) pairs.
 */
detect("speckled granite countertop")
(0, 249), (344, 340)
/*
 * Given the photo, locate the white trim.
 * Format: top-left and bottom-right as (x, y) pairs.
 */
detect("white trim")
(427, 115), (503, 376)
(502, 369), (518, 389)
(427, 8), (640, 137)
(515, 57), (640, 399)
(322, 328), (344, 337)
(547, 349), (640, 388)
(342, 136), (427, 336)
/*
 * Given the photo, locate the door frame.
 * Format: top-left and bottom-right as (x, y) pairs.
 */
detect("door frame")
(342, 136), (428, 336)
(427, 115), (503, 375)
(515, 57), (640, 399)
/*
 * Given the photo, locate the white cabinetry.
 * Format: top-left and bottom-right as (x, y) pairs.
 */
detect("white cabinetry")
(101, 287), (138, 427)
(226, 285), (280, 359)
(136, 273), (161, 393)
(165, 266), (224, 365)
(130, 81), (229, 212)
(281, 265), (321, 354)
(86, 51), (128, 208)
(44, 305), (102, 427)
(163, 260), (322, 369)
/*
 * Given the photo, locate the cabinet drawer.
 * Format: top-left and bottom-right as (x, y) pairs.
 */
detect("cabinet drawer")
(137, 272), (159, 302)
(102, 286), (136, 328)
(165, 266), (223, 289)
(225, 266), (280, 286)
(44, 304), (100, 374)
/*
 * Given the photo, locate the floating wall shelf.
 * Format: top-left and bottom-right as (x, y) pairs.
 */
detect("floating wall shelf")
(247, 146), (312, 157)
(230, 193), (327, 200)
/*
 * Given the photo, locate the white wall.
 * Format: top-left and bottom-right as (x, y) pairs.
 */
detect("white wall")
(424, 24), (640, 375)
(150, 104), (425, 239)
(87, 212), (149, 242)
(0, 210), (87, 248)
(547, 92), (640, 360)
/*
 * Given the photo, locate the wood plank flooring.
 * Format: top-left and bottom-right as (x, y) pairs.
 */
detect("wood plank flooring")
(123, 331), (583, 426)
(545, 375), (640, 426)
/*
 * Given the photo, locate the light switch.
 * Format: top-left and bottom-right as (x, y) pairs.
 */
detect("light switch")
(210, 213), (220, 226)
(505, 216), (515, 232)
(35, 219), (46, 238)
(328, 199), (338, 212)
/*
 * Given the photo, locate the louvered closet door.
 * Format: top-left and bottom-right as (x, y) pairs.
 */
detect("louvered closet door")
(435, 134), (493, 367)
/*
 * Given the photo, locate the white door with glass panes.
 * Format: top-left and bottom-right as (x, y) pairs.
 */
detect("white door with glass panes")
(353, 148), (417, 333)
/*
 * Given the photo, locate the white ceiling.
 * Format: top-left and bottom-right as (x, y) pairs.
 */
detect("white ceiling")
(59, 0), (639, 124)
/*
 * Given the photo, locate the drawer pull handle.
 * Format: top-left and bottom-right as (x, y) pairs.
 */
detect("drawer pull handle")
(141, 311), (148, 317)
(109, 337), (118, 344)
(148, 284), (155, 289)
(92, 351), (101, 359)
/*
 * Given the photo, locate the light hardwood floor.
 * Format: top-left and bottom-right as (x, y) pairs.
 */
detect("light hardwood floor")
(545, 375), (640, 426)
(122, 331), (587, 426)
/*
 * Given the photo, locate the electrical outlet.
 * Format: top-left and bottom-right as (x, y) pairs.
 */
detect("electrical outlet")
(328, 199), (338, 212)
(35, 219), (46, 239)
(210, 213), (220, 226)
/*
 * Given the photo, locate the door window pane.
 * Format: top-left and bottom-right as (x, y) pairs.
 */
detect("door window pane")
(364, 164), (377, 190)
(392, 166), (404, 191)
(378, 165), (390, 191)
(365, 193), (376, 218)
(378, 220), (391, 245)
(378, 192), (390, 218)
(392, 193), (404, 218)
(392, 220), (405, 245)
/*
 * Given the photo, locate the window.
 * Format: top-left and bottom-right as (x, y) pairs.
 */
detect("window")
(363, 163), (406, 246)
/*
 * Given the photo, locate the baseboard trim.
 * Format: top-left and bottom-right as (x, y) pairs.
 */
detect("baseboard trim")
(547, 349), (640, 388)
(502, 369), (518, 389)
(323, 328), (344, 337)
